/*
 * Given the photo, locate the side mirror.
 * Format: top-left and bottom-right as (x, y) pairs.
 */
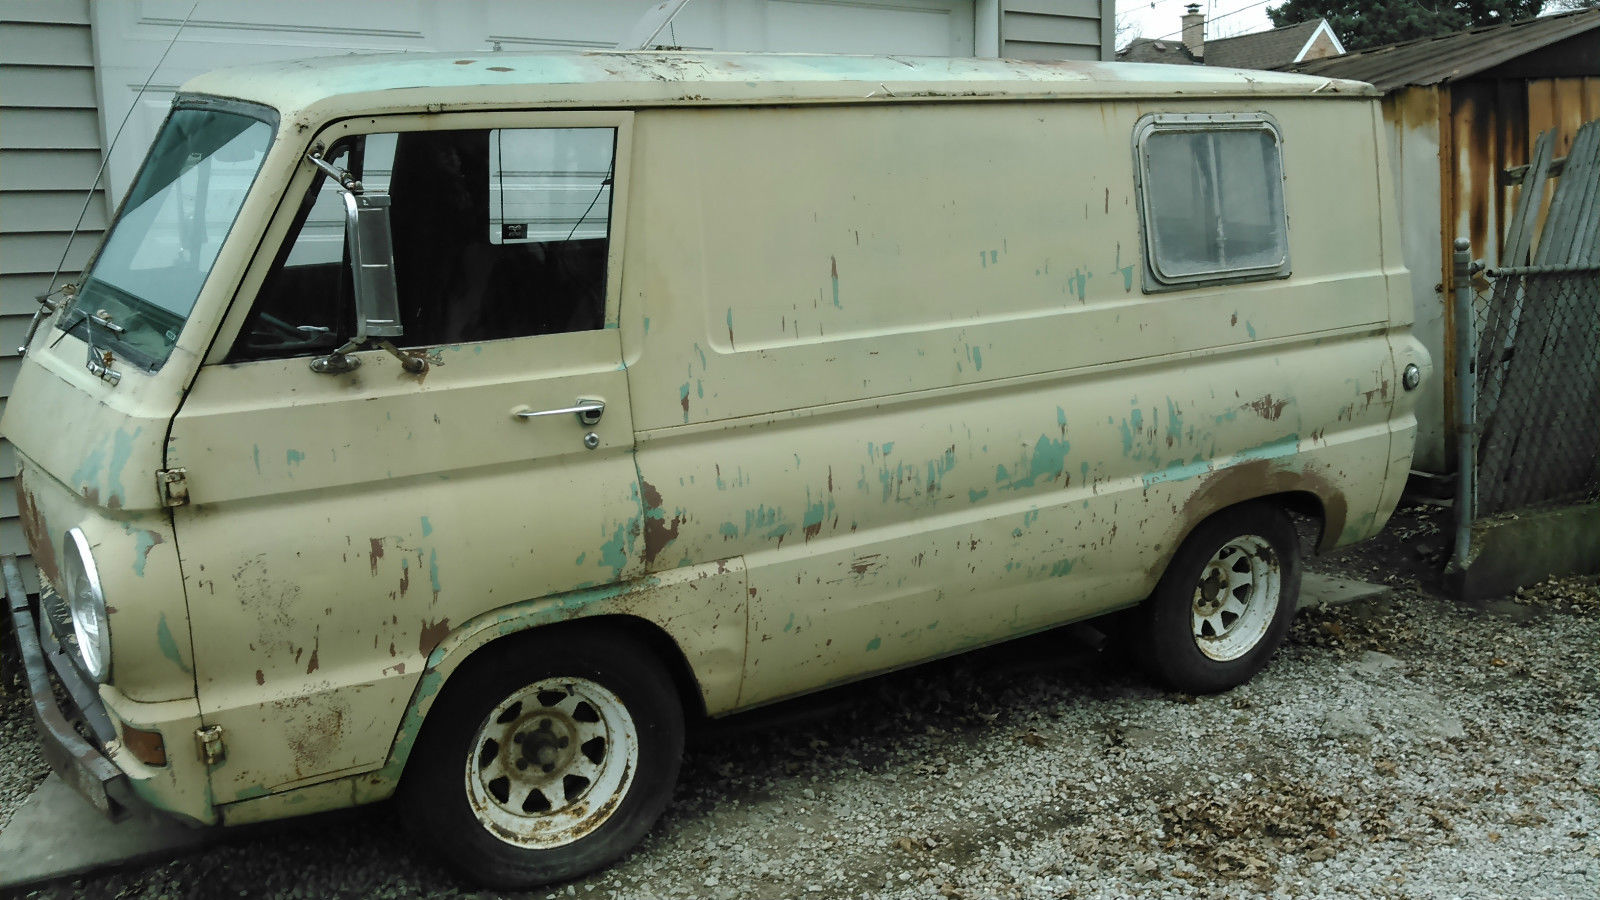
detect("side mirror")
(307, 145), (425, 375)
(342, 191), (403, 342)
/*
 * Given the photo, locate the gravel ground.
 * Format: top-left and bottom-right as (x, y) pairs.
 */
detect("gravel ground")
(3, 506), (1598, 899)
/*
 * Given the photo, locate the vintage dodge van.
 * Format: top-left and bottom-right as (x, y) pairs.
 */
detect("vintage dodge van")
(5, 51), (1427, 886)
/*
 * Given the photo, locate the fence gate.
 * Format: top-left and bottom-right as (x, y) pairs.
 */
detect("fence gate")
(1460, 119), (1600, 528)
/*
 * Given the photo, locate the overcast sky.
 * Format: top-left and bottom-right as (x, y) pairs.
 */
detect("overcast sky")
(1116, 0), (1278, 48)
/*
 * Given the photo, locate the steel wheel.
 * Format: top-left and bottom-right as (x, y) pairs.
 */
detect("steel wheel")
(1190, 535), (1281, 662)
(466, 677), (638, 849)
(1141, 501), (1301, 693)
(399, 625), (684, 889)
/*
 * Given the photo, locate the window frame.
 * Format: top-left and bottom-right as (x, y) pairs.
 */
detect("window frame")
(209, 109), (633, 366)
(1131, 111), (1291, 293)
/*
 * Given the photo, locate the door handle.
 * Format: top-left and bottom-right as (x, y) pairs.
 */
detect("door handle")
(514, 399), (605, 426)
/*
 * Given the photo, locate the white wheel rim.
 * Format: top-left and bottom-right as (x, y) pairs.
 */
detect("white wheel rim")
(465, 677), (638, 849)
(1190, 534), (1281, 662)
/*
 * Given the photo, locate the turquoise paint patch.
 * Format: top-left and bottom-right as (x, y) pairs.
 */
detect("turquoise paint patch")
(1141, 435), (1301, 488)
(131, 531), (158, 577)
(694, 343), (708, 369)
(598, 522), (630, 580)
(802, 493), (826, 533)
(971, 346), (983, 371)
(1114, 243), (1135, 292)
(643, 316), (650, 334)
(428, 549), (441, 595)
(882, 441), (895, 455)
(105, 426), (142, 504)
(697, 380), (704, 399)
(574, 551), (586, 566)
(1166, 398), (1184, 448)
(70, 444), (107, 497)
(990, 250), (999, 264)
(969, 488), (988, 503)
(286, 449), (306, 467)
(783, 612), (795, 632)
(1068, 266), (1092, 300)
(1048, 558), (1075, 577)
(1120, 419), (1134, 455)
(155, 613), (192, 675)
(1246, 321), (1257, 339)
(866, 636), (882, 651)
(420, 516), (433, 537)
(999, 434), (1070, 491)
(252, 445), (261, 475)
(719, 522), (740, 539)
(679, 384), (691, 422)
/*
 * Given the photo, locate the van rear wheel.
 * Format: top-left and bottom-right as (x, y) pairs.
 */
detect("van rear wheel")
(1141, 502), (1300, 693)
(398, 626), (684, 888)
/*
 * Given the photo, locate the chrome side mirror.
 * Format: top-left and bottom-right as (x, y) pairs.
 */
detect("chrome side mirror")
(306, 146), (424, 375)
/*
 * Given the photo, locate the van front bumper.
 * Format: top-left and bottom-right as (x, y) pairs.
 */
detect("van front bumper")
(4, 554), (138, 820)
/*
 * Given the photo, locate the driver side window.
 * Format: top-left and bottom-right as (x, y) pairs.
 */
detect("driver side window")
(229, 126), (615, 362)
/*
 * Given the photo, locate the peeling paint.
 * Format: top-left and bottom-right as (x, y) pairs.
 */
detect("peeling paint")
(155, 613), (192, 675)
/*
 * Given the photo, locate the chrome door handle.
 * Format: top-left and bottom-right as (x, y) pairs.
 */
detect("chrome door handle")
(514, 399), (605, 426)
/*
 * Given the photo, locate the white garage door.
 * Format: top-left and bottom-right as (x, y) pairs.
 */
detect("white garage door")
(92, 0), (975, 202)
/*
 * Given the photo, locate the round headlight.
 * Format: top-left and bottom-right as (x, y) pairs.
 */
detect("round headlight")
(62, 527), (111, 683)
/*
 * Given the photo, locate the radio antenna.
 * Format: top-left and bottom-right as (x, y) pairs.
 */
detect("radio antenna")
(20, 0), (200, 354)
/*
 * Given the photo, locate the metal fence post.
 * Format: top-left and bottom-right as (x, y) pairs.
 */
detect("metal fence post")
(1451, 238), (1476, 574)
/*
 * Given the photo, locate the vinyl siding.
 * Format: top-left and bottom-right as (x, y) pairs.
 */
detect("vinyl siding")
(0, 0), (103, 589)
(1000, 0), (1111, 61)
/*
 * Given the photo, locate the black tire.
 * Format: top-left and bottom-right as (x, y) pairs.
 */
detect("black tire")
(1141, 501), (1301, 693)
(397, 624), (684, 888)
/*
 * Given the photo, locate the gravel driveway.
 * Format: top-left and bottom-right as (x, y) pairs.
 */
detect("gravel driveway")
(3, 508), (1597, 899)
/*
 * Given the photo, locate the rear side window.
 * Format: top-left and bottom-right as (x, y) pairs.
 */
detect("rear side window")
(1134, 113), (1289, 290)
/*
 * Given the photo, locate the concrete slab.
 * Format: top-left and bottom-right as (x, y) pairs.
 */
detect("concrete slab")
(1299, 572), (1392, 609)
(1449, 502), (1600, 601)
(0, 773), (217, 890)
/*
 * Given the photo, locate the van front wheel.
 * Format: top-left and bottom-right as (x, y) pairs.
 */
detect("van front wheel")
(399, 627), (684, 888)
(1142, 502), (1300, 693)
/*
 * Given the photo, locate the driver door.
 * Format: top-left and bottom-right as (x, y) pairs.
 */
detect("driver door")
(165, 112), (644, 801)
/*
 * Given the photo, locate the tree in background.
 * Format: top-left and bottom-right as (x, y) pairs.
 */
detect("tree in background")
(1267, 1), (1546, 52)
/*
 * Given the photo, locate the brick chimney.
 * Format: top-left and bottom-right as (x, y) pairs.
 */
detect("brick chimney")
(1182, 3), (1205, 59)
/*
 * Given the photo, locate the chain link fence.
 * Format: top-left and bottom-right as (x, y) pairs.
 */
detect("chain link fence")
(1467, 263), (1600, 516)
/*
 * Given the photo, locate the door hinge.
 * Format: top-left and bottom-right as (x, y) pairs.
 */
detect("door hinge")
(156, 468), (189, 507)
(195, 724), (226, 766)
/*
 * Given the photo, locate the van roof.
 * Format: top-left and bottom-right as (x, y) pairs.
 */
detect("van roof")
(181, 50), (1377, 121)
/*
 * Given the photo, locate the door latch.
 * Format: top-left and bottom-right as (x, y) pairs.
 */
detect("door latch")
(195, 724), (226, 766)
(156, 468), (189, 507)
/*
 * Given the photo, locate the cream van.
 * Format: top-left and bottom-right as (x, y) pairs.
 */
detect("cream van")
(4, 51), (1427, 886)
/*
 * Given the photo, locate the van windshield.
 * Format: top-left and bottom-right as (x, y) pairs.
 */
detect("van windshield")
(61, 103), (275, 371)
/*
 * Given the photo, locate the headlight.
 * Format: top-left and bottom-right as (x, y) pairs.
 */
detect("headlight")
(62, 527), (111, 683)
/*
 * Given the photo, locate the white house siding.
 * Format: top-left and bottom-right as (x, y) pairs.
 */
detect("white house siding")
(1, 0), (105, 588)
(1000, 0), (1111, 61)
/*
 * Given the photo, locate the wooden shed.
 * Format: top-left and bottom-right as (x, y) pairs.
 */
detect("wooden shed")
(1284, 9), (1600, 474)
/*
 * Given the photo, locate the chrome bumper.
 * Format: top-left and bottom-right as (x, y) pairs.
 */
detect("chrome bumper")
(3, 554), (135, 820)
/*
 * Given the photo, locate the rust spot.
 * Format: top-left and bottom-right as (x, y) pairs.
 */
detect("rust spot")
(1245, 395), (1288, 421)
(827, 467), (834, 493)
(640, 481), (683, 566)
(803, 519), (823, 541)
(486, 65), (512, 72)
(369, 538), (385, 575)
(748, 587), (758, 598)
(136, 530), (167, 562)
(681, 389), (690, 417)
(454, 59), (476, 65)
(1230, 312), (1238, 326)
(399, 565), (410, 597)
(15, 485), (61, 587)
(81, 486), (99, 506)
(420, 617), (451, 656)
(970, 539), (980, 551)
(255, 669), (265, 685)
(306, 633), (320, 675)
(849, 554), (882, 576)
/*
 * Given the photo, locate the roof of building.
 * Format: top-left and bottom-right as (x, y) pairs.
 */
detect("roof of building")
(1279, 8), (1600, 92)
(182, 49), (1377, 120)
(1205, 19), (1334, 69)
(1114, 37), (1200, 66)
